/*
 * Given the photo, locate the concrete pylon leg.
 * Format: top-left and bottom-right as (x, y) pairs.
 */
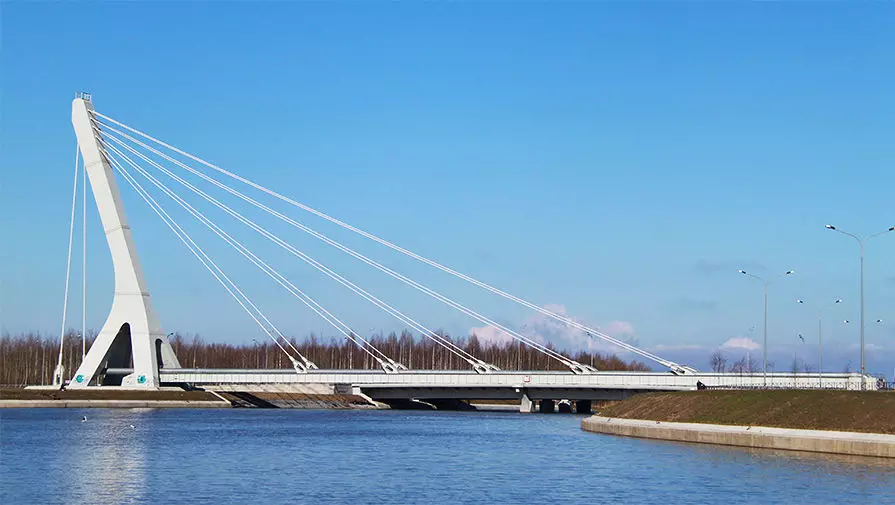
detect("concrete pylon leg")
(66, 96), (179, 389)
(520, 391), (535, 413)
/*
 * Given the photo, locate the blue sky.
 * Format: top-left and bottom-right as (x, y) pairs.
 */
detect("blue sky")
(1, 2), (893, 374)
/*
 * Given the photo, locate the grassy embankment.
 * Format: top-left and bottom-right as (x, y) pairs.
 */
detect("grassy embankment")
(598, 390), (895, 435)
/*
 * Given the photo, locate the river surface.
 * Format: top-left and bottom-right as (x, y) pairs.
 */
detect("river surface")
(1, 408), (893, 504)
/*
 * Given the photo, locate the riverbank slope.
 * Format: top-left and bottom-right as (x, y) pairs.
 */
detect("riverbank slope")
(596, 390), (895, 434)
(583, 390), (895, 458)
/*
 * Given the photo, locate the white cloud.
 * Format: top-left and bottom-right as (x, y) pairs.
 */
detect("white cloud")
(721, 337), (761, 351)
(470, 303), (637, 353)
(469, 324), (516, 346)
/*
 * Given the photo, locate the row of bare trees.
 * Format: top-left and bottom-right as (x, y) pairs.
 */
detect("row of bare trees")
(711, 349), (841, 374)
(0, 332), (91, 387)
(1, 330), (650, 386)
(710, 350), (763, 374)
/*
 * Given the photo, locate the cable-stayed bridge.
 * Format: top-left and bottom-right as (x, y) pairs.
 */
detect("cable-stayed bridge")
(53, 94), (875, 409)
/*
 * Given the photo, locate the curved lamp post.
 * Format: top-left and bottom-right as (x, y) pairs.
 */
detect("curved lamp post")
(797, 298), (841, 388)
(738, 269), (794, 387)
(826, 224), (894, 388)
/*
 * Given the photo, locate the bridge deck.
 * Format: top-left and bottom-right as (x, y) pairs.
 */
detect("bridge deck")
(159, 368), (870, 393)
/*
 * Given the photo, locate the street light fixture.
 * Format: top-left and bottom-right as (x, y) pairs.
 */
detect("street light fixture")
(797, 297), (841, 387)
(825, 224), (895, 388)
(738, 269), (794, 387)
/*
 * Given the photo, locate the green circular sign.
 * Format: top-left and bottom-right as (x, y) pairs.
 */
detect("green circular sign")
(137, 375), (146, 384)
(76, 375), (84, 383)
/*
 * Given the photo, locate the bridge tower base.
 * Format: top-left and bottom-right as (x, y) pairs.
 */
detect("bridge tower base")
(66, 95), (180, 389)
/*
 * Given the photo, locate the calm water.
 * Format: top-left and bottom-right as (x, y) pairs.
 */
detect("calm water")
(1, 409), (893, 504)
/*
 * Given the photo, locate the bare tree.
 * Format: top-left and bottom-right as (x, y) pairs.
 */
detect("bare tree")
(710, 350), (727, 373)
(729, 357), (747, 374)
(1, 329), (654, 385)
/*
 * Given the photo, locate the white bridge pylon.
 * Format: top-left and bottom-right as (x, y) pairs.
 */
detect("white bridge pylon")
(65, 94), (696, 388)
(67, 96), (180, 388)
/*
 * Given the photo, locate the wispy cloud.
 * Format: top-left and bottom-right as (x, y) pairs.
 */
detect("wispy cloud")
(470, 303), (638, 353)
(468, 324), (516, 346)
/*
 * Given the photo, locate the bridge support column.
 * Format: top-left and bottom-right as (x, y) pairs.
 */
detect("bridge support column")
(67, 96), (179, 389)
(539, 399), (555, 413)
(519, 391), (535, 413)
(575, 400), (592, 414)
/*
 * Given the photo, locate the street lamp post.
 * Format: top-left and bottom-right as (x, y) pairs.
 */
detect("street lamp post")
(739, 269), (795, 388)
(745, 325), (755, 373)
(826, 225), (894, 388)
(797, 298), (841, 388)
(843, 318), (885, 377)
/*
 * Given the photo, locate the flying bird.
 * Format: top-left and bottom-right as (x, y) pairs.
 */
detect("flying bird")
(81, 416), (87, 422)
(798, 334), (805, 343)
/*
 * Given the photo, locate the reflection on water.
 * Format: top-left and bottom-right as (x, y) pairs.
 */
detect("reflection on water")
(64, 409), (148, 504)
(2, 409), (894, 505)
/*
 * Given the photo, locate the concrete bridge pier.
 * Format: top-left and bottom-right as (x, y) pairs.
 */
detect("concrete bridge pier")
(539, 399), (555, 413)
(520, 391), (535, 413)
(575, 400), (592, 414)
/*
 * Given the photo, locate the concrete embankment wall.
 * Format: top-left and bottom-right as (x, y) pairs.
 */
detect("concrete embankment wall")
(582, 416), (895, 458)
(0, 400), (229, 408)
(0, 384), (378, 409)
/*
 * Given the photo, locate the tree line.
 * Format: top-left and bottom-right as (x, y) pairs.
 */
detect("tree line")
(0, 329), (650, 386)
(710, 349), (842, 374)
